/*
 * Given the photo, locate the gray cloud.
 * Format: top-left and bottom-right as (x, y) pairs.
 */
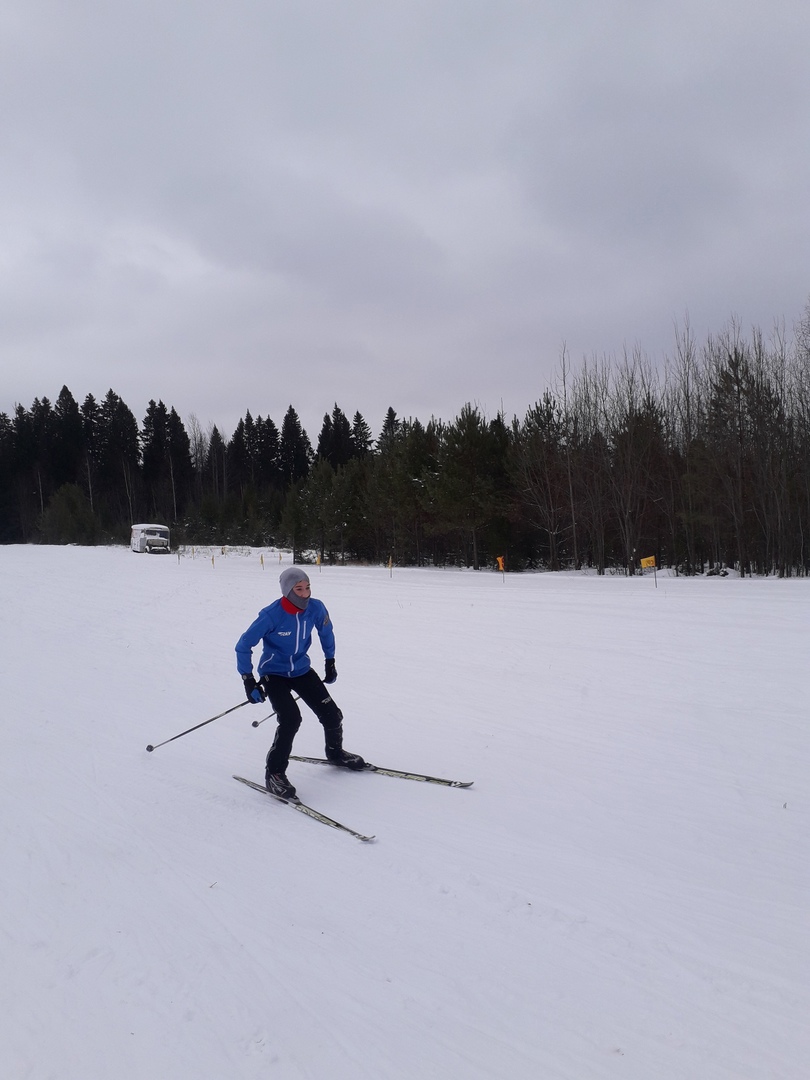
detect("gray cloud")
(2, 0), (809, 440)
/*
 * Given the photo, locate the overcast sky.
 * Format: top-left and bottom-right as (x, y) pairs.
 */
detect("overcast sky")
(3, 0), (809, 443)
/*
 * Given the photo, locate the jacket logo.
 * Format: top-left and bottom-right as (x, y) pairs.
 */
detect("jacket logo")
(278, 631), (292, 636)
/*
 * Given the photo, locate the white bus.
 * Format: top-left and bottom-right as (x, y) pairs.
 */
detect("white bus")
(130, 523), (171, 554)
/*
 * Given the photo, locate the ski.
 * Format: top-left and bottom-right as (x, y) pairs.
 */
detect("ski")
(233, 776), (375, 842)
(289, 756), (474, 789)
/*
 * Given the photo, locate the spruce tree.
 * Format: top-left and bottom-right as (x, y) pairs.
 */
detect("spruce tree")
(206, 426), (226, 498)
(227, 419), (249, 497)
(279, 406), (311, 486)
(97, 390), (140, 528)
(0, 412), (16, 541)
(430, 404), (505, 570)
(166, 408), (193, 521)
(350, 412), (373, 457)
(141, 400), (170, 496)
(53, 386), (85, 490)
(316, 412), (333, 463)
(80, 394), (100, 514)
(329, 404), (353, 468)
(377, 407), (400, 452)
(255, 415), (280, 488)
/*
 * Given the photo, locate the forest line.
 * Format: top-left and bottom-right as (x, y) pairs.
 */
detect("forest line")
(3, 316), (810, 575)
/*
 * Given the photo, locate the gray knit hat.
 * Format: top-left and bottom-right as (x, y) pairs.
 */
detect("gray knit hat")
(279, 567), (310, 609)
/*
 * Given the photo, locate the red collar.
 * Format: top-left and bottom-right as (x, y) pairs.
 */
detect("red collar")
(281, 596), (303, 614)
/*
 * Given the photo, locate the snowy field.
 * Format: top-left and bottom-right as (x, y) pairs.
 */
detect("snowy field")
(1, 545), (808, 1080)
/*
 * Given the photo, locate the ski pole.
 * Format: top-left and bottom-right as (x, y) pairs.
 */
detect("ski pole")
(251, 694), (300, 727)
(146, 701), (249, 752)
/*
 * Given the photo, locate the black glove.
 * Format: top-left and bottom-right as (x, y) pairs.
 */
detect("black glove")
(324, 658), (337, 684)
(242, 674), (266, 704)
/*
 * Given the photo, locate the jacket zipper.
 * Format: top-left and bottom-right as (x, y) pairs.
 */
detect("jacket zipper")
(291, 612), (302, 673)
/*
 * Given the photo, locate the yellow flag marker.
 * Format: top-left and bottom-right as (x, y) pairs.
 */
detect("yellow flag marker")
(640, 555), (657, 588)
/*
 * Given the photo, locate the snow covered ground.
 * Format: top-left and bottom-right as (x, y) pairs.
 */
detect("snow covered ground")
(1, 545), (808, 1080)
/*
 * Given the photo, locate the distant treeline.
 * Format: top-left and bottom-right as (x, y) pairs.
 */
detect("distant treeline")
(3, 317), (810, 575)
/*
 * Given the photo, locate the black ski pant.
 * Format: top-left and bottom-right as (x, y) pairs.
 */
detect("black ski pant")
(261, 669), (343, 773)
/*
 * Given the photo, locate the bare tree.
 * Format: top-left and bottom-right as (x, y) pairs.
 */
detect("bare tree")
(665, 315), (708, 572)
(511, 392), (569, 569)
(570, 357), (611, 573)
(601, 348), (664, 574)
(187, 413), (209, 502)
(557, 344), (580, 568)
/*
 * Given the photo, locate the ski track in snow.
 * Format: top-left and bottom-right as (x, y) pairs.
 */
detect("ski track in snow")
(1, 546), (808, 1079)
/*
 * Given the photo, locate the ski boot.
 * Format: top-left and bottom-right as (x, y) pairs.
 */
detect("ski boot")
(324, 725), (367, 770)
(265, 771), (297, 799)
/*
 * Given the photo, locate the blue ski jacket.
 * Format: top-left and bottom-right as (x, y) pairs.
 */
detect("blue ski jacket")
(235, 597), (335, 679)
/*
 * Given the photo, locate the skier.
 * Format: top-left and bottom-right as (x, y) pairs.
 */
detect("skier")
(235, 567), (365, 799)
